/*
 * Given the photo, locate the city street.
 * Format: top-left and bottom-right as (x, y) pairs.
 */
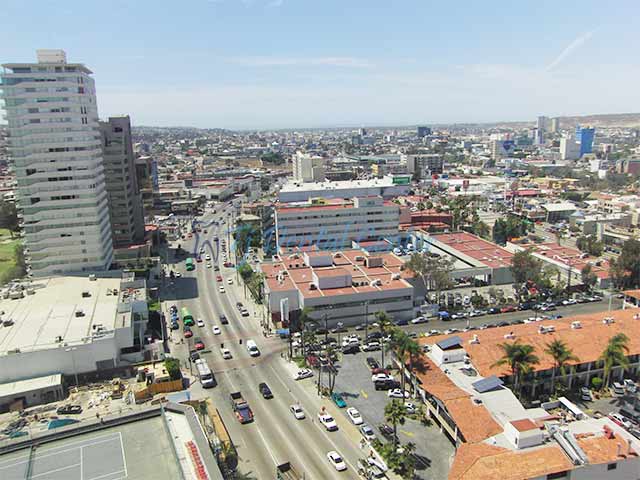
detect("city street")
(162, 206), (369, 480)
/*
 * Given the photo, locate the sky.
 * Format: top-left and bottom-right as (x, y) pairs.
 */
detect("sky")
(2, 0), (640, 130)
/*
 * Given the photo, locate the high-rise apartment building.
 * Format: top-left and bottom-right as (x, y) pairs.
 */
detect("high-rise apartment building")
(0, 50), (113, 276)
(99, 116), (144, 248)
(550, 117), (560, 133)
(560, 135), (580, 160)
(292, 151), (325, 183)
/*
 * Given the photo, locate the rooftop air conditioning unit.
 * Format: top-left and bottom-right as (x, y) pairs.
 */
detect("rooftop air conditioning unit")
(391, 273), (401, 280)
(469, 334), (480, 344)
(603, 317), (615, 325)
(355, 256), (365, 262)
(571, 321), (582, 329)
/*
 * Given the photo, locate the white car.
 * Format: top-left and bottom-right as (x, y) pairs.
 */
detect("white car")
(212, 326), (221, 335)
(205, 254), (211, 261)
(360, 424), (376, 441)
(371, 373), (394, 383)
(206, 263), (212, 269)
(219, 286), (225, 293)
(221, 348), (232, 359)
(388, 388), (410, 399)
(294, 369), (314, 380)
(227, 278), (233, 285)
(404, 402), (417, 414)
(411, 316), (428, 324)
(196, 318), (205, 328)
(290, 404), (305, 420)
(347, 407), (363, 425)
(318, 413), (338, 431)
(327, 451), (347, 471)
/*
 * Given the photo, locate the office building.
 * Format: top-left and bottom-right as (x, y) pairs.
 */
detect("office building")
(576, 125), (596, 156)
(536, 115), (549, 131)
(533, 128), (544, 145)
(99, 116), (145, 248)
(275, 196), (400, 250)
(417, 126), (432, 138)
(560, 135), (580, 160)
(292, 151), (325, 183)
(490, 139), (516, 160)
(550, 117), (560, 133)
(0, 50), (113, 275)
(402, 153), (443, 179)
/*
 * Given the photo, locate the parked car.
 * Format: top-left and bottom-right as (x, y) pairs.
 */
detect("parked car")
(347, 407), (364, 425)
(342, 344), (360, 354)
(294, 369), (314, 380)
(366, 357), (380, 370)
(331, 392), (347, 408)
(360, 424), (376, 441)
(57, 405), (82, 415)
(378, 423), (396, 440)
(580, 387), (592, 401)
(362, 341), (381, 352)
(388, 388), (410, 399)
(394, 319), (409, 326)
(410, 316), (428, 324)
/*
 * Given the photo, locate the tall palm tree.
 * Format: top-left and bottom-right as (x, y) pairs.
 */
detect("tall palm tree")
(600, 333), (630, 387)
(297, 307), (314, 355)
(375, 311), (394, 368)
(389, 329), (409, 391)
(544, 339), (579, 394)
(492, 341), (540, 397)
(384, 399), (406, 448)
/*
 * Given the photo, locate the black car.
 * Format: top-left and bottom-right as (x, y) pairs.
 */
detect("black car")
(366, 357), (380, 370)
(170, 321), (180, 330)
(342, 344), (360, 354)
(219, 314), (228, 325)
(378, 423), (396, 440)
(57, 405), (82, 415)
(394, 319), (409, 326)
(487, 308), (500, 314)
(330, 326), (348, 333)
(236, 302), (244, 310)
(367, 332), (383, 340)
(190, 351), (200, 362)
(497, 321), (510, 327)
(258, 382), (273, 399)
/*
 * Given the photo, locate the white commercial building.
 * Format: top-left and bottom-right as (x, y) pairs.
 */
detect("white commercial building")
(0, 50), (113, 275)
(0, 273), (150, 384)
(402, 153), (443, 179)
(560, 135), (580, 160)
(275, 196), (400, 250)
(278, 175), (411, 203)
(292, 151), (325, 183)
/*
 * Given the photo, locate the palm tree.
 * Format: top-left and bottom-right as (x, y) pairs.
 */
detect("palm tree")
(492, 341), (540, 397)
(544, 339), (579, 394)
(384, 399), (406, 448)
(375, 311), (394, 368)
(297, 307), (314, 355)
(389, 329), (409, 391)
(600, 333), (630, 387)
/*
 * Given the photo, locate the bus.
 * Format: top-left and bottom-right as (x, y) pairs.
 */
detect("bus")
(181, 307), (194, 326)
(194, 359), (216, 388)
(185, 258), (195, 271)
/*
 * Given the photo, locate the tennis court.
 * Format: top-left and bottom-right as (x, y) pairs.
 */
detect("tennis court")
(0, 432), (127, 480)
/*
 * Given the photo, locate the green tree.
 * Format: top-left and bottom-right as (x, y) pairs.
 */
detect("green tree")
(581, 264), (598, 291)
(610, 239), (640, 289)
(0, 199), (19, 237)
(492, 341), (540, 397)
(164, 357), (182, 381)
(600, 333), (630, 387)
(493, 218), (507, 245)
(375, 311), (394, 368)
(544, 339), (579, 394)
(510, 249), (544, 286)
(232, 221), (261, 258)
(472, 221), (491, 240)
(384, 399), (407, 448)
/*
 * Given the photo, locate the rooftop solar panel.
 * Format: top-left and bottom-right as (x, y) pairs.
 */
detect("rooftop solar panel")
(436, 335), (463, 350)
(472, 375), (504, 393)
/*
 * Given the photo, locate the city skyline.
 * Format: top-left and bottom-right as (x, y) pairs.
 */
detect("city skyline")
(2, 0), (640, 129)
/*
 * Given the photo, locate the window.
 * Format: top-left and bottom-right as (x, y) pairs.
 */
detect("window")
(546, 471), (568, 479)
(607, 463), (617, 471)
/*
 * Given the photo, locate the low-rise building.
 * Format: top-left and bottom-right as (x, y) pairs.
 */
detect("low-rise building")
(262, 249), (414, 327)
(277, 175), (411, 203)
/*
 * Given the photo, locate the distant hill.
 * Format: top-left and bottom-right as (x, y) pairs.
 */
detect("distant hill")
(555, 113), (640, 128)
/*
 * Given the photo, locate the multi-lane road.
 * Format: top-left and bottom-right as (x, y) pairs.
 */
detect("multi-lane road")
(162, 207), (367, 480)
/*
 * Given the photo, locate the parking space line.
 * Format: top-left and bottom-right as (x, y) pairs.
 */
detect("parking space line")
(400, 430), (414, 437)
(31, 462), (81, 479)
(361, 390), (368, 399)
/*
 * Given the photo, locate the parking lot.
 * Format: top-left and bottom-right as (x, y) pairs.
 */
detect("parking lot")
(332, 349), (454, 480)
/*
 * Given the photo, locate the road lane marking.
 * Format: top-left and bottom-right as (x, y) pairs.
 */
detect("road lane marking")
(400, 429), (414, 437)
(361, 390), (368, 399)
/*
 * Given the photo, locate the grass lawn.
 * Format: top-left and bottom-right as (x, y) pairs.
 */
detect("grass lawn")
(0, 235), (19, 282)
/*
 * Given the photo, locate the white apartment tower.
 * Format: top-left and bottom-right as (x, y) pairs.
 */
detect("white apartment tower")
(292, 151), (325, 183)
(0, 50), (113, 276)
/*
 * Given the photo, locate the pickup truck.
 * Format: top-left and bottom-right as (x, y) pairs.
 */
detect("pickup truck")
(276, 462), (303, 480)
(230, 391), (253, 423)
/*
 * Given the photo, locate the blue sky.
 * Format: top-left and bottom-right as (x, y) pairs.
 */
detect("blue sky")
(3, 0), (639, 129)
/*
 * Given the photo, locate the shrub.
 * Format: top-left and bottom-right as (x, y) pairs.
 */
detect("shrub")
(164, 357), (182, 381)
(591, 377), (603, 390)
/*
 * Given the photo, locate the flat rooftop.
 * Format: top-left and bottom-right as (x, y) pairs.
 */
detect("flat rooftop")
(0, 276), (124, 355)
(279, 176), (398, 193)
(526, 242), (611, 280)
(428, 232), (514, 268)
(0, 416), (181, 480)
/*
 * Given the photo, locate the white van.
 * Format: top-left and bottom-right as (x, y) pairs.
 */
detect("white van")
(246, 340), (260, 357)
(612, 382), (625, 396)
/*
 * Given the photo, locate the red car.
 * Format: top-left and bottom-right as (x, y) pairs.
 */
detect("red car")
(500, 305), (517, 313)
(184, 328), (193, 338)
(216, 275), (223, 282)
(194, 338), (205, 350)
(224, 262), (234, 268)
(371, 368), (390, 375)
(196, 257), (203, 263)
